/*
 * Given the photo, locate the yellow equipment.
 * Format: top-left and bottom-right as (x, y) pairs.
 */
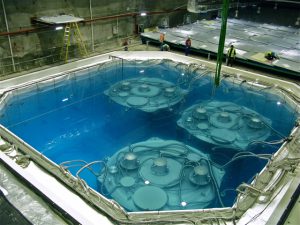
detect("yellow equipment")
(60, 22), (87, 63)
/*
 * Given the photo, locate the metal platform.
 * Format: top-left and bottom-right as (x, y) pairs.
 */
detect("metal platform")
(34, 15), (84, 25)
(141, 18), (300, 76)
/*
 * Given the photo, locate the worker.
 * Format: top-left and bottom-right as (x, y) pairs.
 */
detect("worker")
(162, 43), (170, 51)
(123, 39), (129, 51)
(265, 51), (279, 60)
(227, 45), (236, 66)
(159, 32), (165, 51)
(185, 37), (192, 56)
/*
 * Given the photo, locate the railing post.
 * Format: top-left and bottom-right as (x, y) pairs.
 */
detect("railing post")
(89, 0), (95, 52)
(214, 0), (230, 87)
(1, 0), (16, 72)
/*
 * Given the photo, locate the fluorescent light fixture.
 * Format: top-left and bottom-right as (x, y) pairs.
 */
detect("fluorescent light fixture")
(55, 26), (63, 30)
(140, 12), (147, 16)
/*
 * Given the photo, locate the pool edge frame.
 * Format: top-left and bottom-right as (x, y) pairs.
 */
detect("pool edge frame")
(0, 51), (300, 225)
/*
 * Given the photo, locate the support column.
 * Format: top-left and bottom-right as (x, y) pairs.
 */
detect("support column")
(89, 0), (95, 52)
(214, 0), (230, 87)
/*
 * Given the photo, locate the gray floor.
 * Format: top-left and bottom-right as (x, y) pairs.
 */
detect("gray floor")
(141, 18), (300, 75)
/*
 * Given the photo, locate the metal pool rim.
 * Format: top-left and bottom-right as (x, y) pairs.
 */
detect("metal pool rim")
(0, 51), (299, 225)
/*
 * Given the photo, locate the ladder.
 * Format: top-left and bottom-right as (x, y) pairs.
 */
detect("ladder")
(60, 22), (88, 63)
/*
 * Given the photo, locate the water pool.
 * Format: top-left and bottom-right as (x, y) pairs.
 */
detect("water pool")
(0, 58), (299, 214)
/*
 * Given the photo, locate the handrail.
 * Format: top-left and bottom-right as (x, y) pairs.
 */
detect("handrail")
(0, 56), (113, 95)
(1, 0), (15, 72)
(0, 37), (139, 78)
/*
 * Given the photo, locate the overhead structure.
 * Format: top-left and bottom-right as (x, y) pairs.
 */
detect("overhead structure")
(177, 101), (272, 150)
(98, 138), (225, 211)
(104, 77), (187, 112)
(187, 0), (263, 13)
(35, 15), (88, 63)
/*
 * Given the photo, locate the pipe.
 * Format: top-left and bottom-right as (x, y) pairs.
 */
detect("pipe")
(89, 0), (95, 52)
(1, 0), (16, 72)
(0, 8), (187, 37)
(214, 0), (230, 87)
(0, 26), (48, 36)
(79, 8), (186, 23)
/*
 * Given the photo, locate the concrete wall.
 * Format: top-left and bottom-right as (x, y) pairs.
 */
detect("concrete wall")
(227, 2), (300, 26)
(0, 0), (190, 75)
(1, 0), (298, 76)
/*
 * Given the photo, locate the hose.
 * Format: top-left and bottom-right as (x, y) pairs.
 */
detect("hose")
(15, 154), (31, 168)
(178, 164), (195, 205)
(202, 158), (225, 208)
(60, 159), (100, 176)
(60, 159), (89, 167)
(248, 139), (285, 147)
(129, 142), (190, 155)
(242, 113), (287, 139)
(75, 160), (107, 193)
(220, 152), (272, 168)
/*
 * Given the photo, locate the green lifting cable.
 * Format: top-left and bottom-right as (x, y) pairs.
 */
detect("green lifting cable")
(214, 0), (230, 87)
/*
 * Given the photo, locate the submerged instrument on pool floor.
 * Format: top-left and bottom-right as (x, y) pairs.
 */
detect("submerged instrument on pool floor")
(177, 100), (272, 150)
(104, 77), (187, 112)
(98, 138), (225, 211)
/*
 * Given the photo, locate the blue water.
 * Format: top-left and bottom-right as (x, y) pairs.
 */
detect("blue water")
(0, 61), (298, 209)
